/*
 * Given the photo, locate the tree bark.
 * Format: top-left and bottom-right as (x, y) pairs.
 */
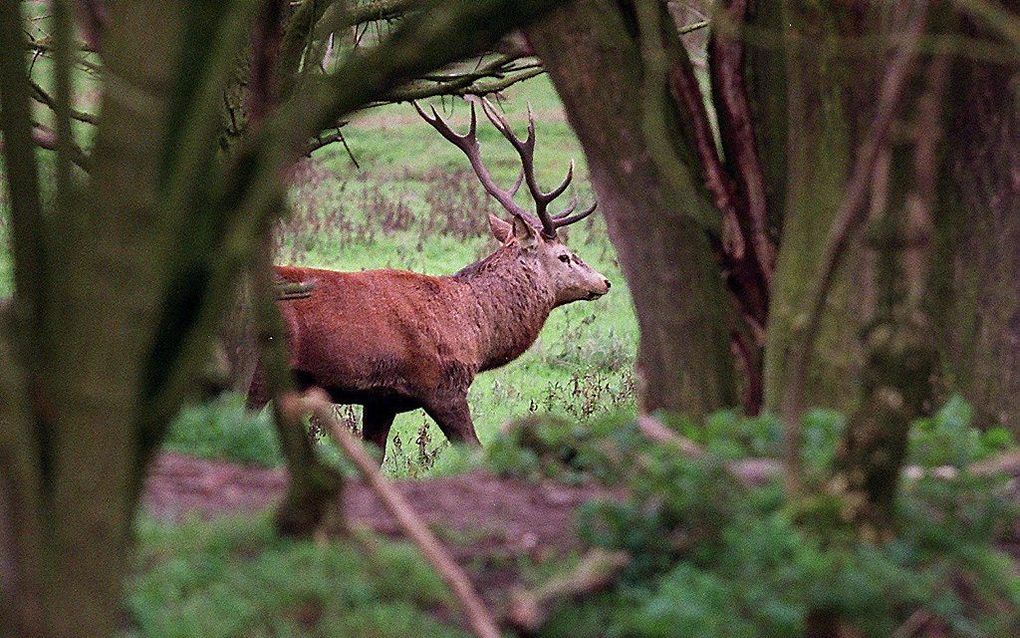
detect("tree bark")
(933, 15), (1020, 434)
(761, 2), (884, 414)
(528, 0), (738, 419)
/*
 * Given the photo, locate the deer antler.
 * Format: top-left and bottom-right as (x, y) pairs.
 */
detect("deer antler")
(415, 99), (596, 238)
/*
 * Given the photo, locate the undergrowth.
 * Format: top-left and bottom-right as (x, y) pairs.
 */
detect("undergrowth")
(142, 397), (1017, 638)
(126, 514), (467, 638)
(486, 397), (1019, 637)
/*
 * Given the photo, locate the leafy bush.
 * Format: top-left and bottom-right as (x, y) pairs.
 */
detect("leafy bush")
(164, 393), (281, 467)
(486, 399), (1019, 637)
(909, 395), (1015, 467)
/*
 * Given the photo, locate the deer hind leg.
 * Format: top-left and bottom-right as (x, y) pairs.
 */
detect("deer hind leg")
(362, 404), (397, 460)
(423, 396), (481, 448)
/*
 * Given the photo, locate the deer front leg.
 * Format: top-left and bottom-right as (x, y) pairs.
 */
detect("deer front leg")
(423, 396), (481, 448)
(363, 404), (397, 460)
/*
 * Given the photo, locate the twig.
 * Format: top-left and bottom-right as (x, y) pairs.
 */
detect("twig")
(28, 79), (97, 125)
(0, 123), (89, 171)
(285, 389), (501, 638)
(505, 549), (630, 633)
(679, 20), (709, 35)
(779, 0), (930, 497)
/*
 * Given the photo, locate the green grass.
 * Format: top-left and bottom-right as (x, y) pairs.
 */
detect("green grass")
(126, 514), (470, 638)
(165, 75), (638, 475)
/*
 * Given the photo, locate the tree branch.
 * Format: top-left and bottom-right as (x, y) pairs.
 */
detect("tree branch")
(708, 0), (775, 280)
(505, 549), (630, 633)
(283, 389), (501, 638)
(26, 123), (89, 171)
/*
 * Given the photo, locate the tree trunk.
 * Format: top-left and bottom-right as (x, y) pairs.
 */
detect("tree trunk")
(528, 0), (738, 419)
(761, 1), (882, 413)
(933, 15), (1020, 434)
(1, 4), (187, 635)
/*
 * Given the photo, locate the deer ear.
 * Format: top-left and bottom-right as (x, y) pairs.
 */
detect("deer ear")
(512, 215), (539, 249)
(488, 214), (513, 244)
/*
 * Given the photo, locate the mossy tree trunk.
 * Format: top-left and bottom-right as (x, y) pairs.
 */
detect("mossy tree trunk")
(0, 1), (565, 635)
(528, 0), (749, 419)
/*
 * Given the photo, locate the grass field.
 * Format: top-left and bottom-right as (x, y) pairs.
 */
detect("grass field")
(0, 74), (639, 477)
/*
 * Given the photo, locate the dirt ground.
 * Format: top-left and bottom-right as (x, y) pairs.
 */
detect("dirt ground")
(142, 452), (1020, 597)
(143, 453), (617, 581)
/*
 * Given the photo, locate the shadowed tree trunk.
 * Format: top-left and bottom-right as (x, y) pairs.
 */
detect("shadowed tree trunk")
(528, 1), (739, 419)
(933, 13), (1020, 434)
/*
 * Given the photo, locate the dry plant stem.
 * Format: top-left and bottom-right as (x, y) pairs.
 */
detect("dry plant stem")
(779, 2), (930, 497)
(506, 549), (630, 633)
(288, 390), (501, 638)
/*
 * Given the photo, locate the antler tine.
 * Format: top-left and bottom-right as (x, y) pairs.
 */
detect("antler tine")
(481, 98), (568, 237)
(544, 160), (574, 203)
(415, 100), (536, 224)
(553, 201), (598, 228)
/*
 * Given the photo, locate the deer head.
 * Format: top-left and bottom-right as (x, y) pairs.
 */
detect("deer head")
(416, 98), (610, 306)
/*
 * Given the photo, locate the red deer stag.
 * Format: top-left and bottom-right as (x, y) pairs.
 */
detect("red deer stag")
(249, 98), (610, 458)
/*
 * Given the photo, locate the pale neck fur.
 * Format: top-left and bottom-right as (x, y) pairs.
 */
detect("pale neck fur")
(452, 247), (556, 371)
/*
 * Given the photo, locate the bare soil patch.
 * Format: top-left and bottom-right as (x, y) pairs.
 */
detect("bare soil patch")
(143, 453), (617, 587)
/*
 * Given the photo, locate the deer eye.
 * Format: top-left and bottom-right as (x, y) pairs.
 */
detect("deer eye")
(558, 254), (570, 263)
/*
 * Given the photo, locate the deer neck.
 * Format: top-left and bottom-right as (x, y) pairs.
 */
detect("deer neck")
(454, 249), (556, 371)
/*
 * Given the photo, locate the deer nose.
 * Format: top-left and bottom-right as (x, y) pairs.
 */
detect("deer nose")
(604, 279), (611, 289)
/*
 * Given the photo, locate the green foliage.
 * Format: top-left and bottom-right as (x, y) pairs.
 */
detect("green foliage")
(163, 393), (281, 466)
(910, 395), (1016, 467)
(485, 399), (1018, 637)
(127, 515), (467, 638)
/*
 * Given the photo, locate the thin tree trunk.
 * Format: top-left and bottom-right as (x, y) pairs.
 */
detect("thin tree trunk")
(528, 0), (738, 419)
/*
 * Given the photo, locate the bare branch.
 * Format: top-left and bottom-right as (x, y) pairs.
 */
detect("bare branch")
(28, 79), (96, 125)
(283, 389), (501, 638)
(637, 416), (782, 487)
(505, 549), (630, 634)
(708, 0), (775, 279)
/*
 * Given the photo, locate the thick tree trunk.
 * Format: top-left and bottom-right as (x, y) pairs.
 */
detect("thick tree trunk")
(528, 0), (738, 419)
(934, 18), (1020, 433)
(0, 4), (187, 635)
(761, 2), (881, 413)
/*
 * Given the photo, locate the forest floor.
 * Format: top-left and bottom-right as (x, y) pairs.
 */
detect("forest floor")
(143, 452), (622, 596)
(142, 451), (1020, 582)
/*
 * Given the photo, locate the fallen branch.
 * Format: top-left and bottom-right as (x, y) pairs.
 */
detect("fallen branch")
(283, 389), (501, 638)
(637, 415), (1020, 488)
(505, 549), (630, 634)
(637, 415), (781, 487)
